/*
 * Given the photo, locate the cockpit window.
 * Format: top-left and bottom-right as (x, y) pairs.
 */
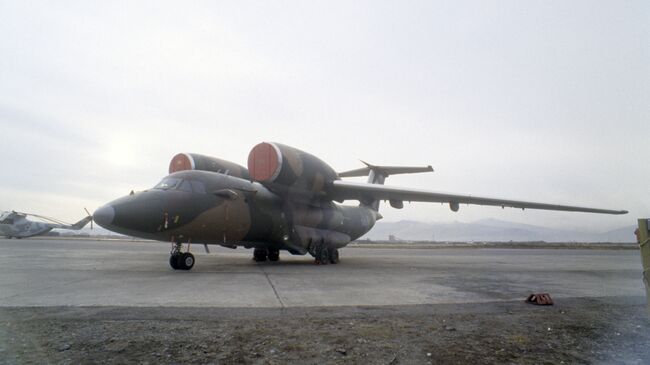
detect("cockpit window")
(154, 177), (181, 190)
(0, 218), (14, 224)
(178, 180), (193, 193)
(154, 177), (207, 194)
(190, 180), (206, 194)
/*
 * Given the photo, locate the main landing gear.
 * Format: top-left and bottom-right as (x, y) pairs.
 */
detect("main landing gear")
(170, 242), (195, 270)
(253, 247), (280, 262)
(313, 244), (340, 265)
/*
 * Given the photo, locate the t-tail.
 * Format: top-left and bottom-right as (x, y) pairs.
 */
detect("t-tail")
(338, 161), (433, 211)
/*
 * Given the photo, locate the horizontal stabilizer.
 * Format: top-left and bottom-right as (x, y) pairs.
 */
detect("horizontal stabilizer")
(339, 161), (433, 178)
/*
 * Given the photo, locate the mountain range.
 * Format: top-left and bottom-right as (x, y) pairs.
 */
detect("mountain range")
(362, 218), (637, 243)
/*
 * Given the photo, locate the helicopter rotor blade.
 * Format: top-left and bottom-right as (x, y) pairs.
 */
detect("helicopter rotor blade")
(84, 208), (93, 230)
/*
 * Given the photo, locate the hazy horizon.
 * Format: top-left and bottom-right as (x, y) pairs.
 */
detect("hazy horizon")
(1, 1), (648, 232)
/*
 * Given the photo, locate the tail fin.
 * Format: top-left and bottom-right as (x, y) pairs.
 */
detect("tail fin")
(338, 161), (433, 211)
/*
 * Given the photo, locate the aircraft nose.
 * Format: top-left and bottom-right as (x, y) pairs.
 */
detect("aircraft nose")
(93, 205), (115, 228)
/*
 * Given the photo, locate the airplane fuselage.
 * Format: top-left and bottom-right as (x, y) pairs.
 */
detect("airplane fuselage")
(94, 170), (378, 255)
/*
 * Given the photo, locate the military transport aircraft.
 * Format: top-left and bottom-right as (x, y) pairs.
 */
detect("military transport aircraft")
(93, 142), (627, 270)
(0, 210), (92, 238)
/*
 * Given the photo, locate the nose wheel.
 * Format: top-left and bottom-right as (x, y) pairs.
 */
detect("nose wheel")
(170, 243), (195, 270)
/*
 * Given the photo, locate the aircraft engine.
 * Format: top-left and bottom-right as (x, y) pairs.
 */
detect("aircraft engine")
(169, 153), (250, 179)
(449, 201), (460, 212)
(247, 142), (339, 197)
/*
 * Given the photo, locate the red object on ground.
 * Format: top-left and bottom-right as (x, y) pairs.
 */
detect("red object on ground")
(526, 293), (554, 305)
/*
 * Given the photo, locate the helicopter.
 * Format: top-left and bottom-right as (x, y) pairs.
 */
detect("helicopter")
(0, 210), (92, 238)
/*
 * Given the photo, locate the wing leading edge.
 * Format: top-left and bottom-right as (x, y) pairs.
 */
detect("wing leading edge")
(329, 180), (628, 215)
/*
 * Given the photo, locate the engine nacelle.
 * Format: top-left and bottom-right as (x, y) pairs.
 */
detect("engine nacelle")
(169, 153), (250, 180)
(247, 142), (339, 196)
(449, 201), (460, 212)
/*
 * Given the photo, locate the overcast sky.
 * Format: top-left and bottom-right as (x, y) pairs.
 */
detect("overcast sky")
(0, 1), (647, 232)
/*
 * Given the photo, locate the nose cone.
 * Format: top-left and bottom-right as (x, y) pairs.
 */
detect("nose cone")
(93, 205), (115, 228)
(94, 192), (167, 238)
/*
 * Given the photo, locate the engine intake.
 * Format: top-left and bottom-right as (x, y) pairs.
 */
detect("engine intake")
(248, 142), (339, 196)
(169, 153), (250, 179)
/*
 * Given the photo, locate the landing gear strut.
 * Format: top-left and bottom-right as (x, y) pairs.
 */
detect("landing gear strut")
(170, 242), (195, 271)
(329, 247), (339, 264)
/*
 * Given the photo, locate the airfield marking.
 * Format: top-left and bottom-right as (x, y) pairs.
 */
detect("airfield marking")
(258, 263), (286, 308)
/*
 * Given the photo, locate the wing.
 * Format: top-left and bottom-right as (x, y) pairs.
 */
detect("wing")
(329, 180), (627, 215)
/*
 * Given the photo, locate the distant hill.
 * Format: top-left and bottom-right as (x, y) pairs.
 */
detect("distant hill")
(363, 219), (637, 243)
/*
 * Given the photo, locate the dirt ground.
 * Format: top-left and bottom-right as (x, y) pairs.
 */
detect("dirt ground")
(1, 297), (649, 365)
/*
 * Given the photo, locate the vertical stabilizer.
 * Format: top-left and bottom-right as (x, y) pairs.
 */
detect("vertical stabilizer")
(364, 163), (387, 211)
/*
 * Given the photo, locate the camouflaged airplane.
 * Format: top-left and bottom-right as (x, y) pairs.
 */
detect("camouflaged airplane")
(93, 142), (628, 270)
(0, 210), (92, 238)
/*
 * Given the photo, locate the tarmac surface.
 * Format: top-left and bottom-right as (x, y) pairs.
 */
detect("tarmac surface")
(0, 238), (645, 307)
(2, 238), (650, 364)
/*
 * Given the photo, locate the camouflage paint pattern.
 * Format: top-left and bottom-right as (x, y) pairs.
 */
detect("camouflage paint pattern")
(248, 142), (340, 203)
(170, 153), (251, 180)
(96, 169), (378, 256)
(95, 142), (625, 262)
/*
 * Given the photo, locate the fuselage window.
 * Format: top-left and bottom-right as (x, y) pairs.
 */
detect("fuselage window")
(190, 180), (206, 194)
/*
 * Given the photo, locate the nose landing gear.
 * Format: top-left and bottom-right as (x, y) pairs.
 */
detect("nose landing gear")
(170, 242), (195, 270)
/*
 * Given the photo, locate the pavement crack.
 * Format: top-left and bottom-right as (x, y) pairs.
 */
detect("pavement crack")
(258, 265), (285, 309)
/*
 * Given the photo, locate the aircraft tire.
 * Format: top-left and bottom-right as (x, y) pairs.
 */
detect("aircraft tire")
(318, 246), (329, 265)
(179, 252), (195, 270)
(169, 254), (180, 270)
(329, 248), (339, 264)
(268, 249), (280, 262)
(253, 248), (268, 262)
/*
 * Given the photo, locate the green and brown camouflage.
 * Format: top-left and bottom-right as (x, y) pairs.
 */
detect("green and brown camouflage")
(248, 142), (340, 202)
(170, 153), (250, 180)
(97, 168), (377, 256)
(94, 142), (627, 270)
